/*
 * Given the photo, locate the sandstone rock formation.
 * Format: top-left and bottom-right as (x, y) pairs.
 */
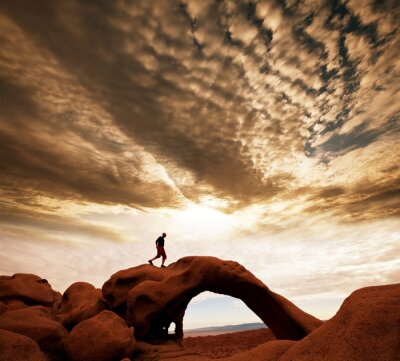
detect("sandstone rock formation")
(0, 329), (48, 361)
(64, 310), (135, 361)
(56, 282), (106, 329)
(0, 301), (6, 316)
(4, 299), (27, 311)
(0, 273), (56, 307)
(0, 305), (68, 355)
(223, 340), (296, 361)
(103, 256), (322, 342)
(0, 260), (398, 361)
(279, 283), (400, 361)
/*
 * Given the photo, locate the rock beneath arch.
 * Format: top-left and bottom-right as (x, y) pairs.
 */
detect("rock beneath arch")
(0, 305), (67, 356)
(103, 256), (322, 342)
(0, 274), (56, 307)
(279, 283), (400, 361)
(0, 329), (48, 361)
(56, 282), (106, 329)
(224, 340), (296, 361)
(64, 310), (135, 361)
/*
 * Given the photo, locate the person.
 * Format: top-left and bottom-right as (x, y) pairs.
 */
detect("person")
(148, 232), (167, 267)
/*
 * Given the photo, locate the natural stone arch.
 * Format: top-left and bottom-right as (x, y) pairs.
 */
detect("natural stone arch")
(102, 256), (322, 342)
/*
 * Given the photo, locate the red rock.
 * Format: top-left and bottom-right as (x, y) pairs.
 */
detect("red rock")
(0, 305), (68, 354)
(103, 266), (164, 310)
(225, 340), (295, 361)
(103, 256), (322, 342)
(183, 328), (276, 358)
(0, 329), (48, 361)
(56, 282), (106, 329)
(0, 273), (56, 307)
(279, 283), (400, 361)
(0, 301), (6, 316)
(52, 290), (63, 311)
(4, 299), (27, 311)
(64, 310), (135, 361)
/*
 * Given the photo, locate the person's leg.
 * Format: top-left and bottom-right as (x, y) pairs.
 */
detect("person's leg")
(161, 249), (167, 267)
(148, 252), (161, 265)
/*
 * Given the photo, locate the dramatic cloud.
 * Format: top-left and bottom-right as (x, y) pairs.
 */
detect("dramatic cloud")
(0, 0), (399, 326)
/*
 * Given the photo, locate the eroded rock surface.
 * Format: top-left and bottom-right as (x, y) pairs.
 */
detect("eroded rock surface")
(0, 273), (56, 307)
(0, 301), (6, 316)
(56, 282), (106, 329)
(103, 256), (322, 342)
(0, 329), (48, 361)
(279, 283), (400, 361)
(64, 310), (135, 361)
(0, 305), (68, 355)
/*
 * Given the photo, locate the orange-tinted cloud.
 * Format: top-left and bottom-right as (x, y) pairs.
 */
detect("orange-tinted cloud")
(0, 0), (399, 223)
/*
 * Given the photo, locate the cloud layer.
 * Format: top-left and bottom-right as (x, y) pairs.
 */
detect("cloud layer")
(1, 0), (399, 218)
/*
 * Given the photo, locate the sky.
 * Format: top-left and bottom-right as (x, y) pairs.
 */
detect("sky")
(0, 0), (399, 329)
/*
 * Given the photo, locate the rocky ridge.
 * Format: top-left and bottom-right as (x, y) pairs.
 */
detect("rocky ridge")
(0, 256), (398, 361)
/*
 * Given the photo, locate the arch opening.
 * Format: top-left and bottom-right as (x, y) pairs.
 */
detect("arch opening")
(183, 292), (265, 334)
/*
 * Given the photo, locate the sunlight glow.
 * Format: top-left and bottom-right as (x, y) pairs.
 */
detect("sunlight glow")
(171, 203), (234, 238)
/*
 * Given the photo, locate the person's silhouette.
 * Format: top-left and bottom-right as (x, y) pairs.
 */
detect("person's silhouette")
(148, 232), (167, 267)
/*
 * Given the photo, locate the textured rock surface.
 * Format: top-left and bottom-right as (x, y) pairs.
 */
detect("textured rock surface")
(64, 310), (135, 361)
(135, 339), (295, 361)
(56, 282), (106, 329)
(279, 283), (400, 361)
(0, 301), (6, 316)
(223, 340), (295, 361)
(103, 256), (322, 342)
(0, 273), (56, 307)
(52, 290), (63, 311)
(0, 305), (67, 354)
(4, 299), (27, 311)
(0, 329), (48, 361)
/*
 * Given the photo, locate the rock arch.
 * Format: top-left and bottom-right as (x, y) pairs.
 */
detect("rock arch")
(102, 256), (322, 342)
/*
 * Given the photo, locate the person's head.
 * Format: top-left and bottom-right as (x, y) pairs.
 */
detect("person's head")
(162, 232), (167, 238)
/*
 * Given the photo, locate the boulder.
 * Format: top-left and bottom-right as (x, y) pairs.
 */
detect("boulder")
(279, 283), (400, 361)
(0, 329), (48, 361)
(64, 310), (135, 361)
(57, 282), (106, 329)
(0, 305), (68, 355)
(0, 273), (56, 307)
(103, 256), (322, 342)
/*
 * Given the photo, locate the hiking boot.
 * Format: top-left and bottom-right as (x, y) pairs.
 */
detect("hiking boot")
(148, 260), (153, 266)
